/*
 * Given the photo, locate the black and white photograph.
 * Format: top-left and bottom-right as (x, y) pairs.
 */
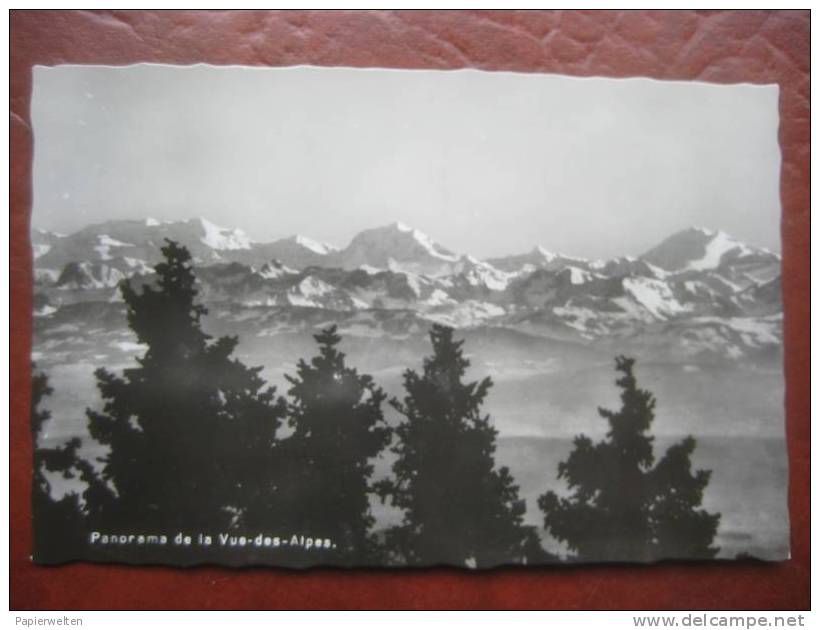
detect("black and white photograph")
(29, 64), (787, 568)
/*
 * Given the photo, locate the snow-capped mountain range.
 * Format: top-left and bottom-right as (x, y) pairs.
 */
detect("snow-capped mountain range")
(32, 218), (782, 363)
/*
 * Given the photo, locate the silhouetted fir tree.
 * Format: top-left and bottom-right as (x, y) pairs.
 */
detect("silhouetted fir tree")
(31, 366), (88, 560)
(380, 324), (547, 567)
(649, 436), (721, 559)
(538, 356), (720, 562)
(278, 326), (391, 564)
(85, 240), (287, 536)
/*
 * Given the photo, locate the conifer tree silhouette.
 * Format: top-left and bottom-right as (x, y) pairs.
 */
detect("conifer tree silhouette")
(381, 324), (546, 567)
(538, 356), (720, 562)
(31, 366), (87, 560)
(85, 240), (286, 534)
(279, 325), (391, 564)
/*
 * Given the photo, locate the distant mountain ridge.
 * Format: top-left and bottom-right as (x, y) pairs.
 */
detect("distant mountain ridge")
(641, 226), (779, 275)
(33, 217), (780, 275)
(32, 217), (782, 364)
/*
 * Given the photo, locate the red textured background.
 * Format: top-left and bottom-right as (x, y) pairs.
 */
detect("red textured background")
(10, 10), (810, 610)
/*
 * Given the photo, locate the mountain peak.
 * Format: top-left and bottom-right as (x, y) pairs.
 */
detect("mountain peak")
(257, 258), (298, 279)
(288, 234), (338, 255)
(376, 221), (437, 245)
(641, 227), (771, 272)
(339, 222), (459, 275)
(532, 245), (558, 261)
(688, 226), (717, 238)
(459, 254), (481, 265)
(189, 217), (253, 251)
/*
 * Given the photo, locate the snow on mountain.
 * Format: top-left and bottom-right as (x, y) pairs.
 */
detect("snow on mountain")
(592, 256), (666, 279)
(504, 266), (608, 310)
(31, 228), (66, 260)
(341, 268), (439, 309)
(34, 219), (184, 269)
(398, 270), (424, 297)
(424, 288), (457, 307)
(296, 276), (334, 298)
(358, 264), (382, 275)
(32, 243), (52, 259)
(642, 227), (719, 271)
(197, 218), (253, 251)
(93, 234), (134, 261)
(33, 303), (58, 317)
(727, 315), (782, 347)
(684, 230), (748, 271)
(620, 276), (687, 320)
(286, 276), (335, 307)
(487, 246), (553, 271)
(33, 217), (259, 270)
(34, 268), (60, 284)
(423, 300), (506, 328)
(488, 246), (590, 274)
(335, 222), (460, 276)
(257, 259), (298, 280)
(550, 304), (607, 338)
(292, 235), (337, 255)
(450, 256), (512, 291)
(716, 276), (780, 320)
(394, 222), (455, 259)
(564, 266), (597, 285)
(56, 261), (128, 290)
(246, 235), (338, 269)
(120, 257), (154, 275)
(533, 245), (557, 260)
(641, 227), (778, 274)
(30, 219), (783, 362)
(645, 313), (783, 363)
(674, 273), (746, 312)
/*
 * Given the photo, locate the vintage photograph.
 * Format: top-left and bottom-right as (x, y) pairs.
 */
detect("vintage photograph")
(30, 64), (787, 568)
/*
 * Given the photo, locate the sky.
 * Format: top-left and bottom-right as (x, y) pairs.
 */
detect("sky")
(31, 64), (782, 259)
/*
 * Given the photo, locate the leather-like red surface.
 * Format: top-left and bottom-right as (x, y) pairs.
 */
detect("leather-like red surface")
(10, 10), (810, 610)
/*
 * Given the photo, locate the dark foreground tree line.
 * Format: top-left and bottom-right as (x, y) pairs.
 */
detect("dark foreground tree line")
(32, 240), (720, 567)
